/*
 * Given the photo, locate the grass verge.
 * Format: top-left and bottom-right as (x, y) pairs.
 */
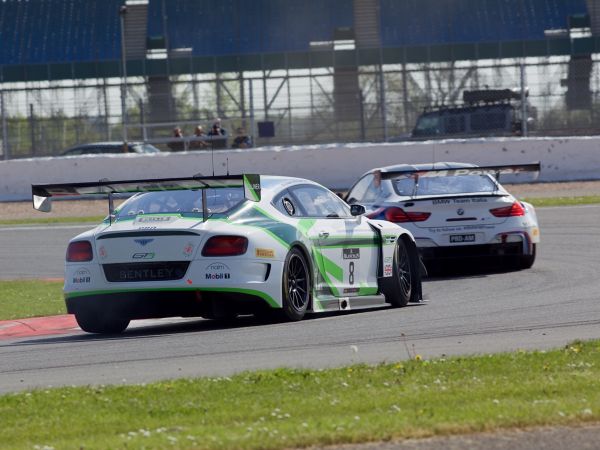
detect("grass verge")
(0, 340), (598, 449)
(524, 195), (600, 207)
(0, 280), (65, 320)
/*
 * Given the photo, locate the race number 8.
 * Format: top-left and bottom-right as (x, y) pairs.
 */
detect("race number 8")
(349, 262), (355, 285)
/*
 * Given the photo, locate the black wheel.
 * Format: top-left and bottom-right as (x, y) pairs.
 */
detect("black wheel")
(519, 243), (537, 269)
(384, 238), (412, 307)
(281, 248), (310, 321)
(75, 311), (130, 334)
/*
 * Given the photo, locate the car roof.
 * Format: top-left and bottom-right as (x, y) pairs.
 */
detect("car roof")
(420, 103), (513, 116)
(65, 142), (143, 149)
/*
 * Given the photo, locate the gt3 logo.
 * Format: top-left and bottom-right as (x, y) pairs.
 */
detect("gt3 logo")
(132, 252), (155, 259)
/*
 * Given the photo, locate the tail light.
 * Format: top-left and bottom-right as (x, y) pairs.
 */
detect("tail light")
(66, 241), (93, 262)
(489, 202), (525, 217)
(383, 207), (431, 223)
(202, 236), (248, 257)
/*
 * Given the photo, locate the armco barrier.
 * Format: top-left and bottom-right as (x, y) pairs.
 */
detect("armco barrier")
(2, 136), (600, 201)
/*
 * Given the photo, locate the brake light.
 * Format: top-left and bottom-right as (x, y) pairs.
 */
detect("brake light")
(384, 207), (431, 223)
(66, 241), (93, 262)
(489, 202), (525, 217)
(202, 236), (248, 257)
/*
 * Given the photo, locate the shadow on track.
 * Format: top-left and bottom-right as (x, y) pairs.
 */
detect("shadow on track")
(10, 303), (425, 347)
(423, 258), (526, 280)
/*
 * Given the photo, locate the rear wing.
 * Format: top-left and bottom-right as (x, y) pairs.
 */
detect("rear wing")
(32, 174), (261, 221)
(379, 163), (540, 180)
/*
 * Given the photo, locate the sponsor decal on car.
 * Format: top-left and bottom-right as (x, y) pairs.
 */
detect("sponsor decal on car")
(136, 216), (175, 223)
(383, 235), (396, 245)
(255, 248), (275, 258)
(342, 248), (360, 260)
(384, 264), (393, 277)
(183, 242), (194, 257)
(205, 262), (231, 280)
(119, 268), (176, 281)
(99, 246), (107, 259)
(72, 268), (91, 284)
(343, 287), (360, 294)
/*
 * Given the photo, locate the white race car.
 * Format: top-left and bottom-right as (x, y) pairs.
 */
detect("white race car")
(32, 174), (423, 333)
(346, 162), (540, 271)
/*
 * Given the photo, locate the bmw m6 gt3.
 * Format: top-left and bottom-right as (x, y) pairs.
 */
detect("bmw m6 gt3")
(346, 162), (540, 271)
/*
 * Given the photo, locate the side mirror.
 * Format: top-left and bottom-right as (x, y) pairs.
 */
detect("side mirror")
(350, 204), (365, 216)
(33, 195), (52, 212)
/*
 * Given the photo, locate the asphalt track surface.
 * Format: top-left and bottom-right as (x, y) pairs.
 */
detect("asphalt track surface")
(1, 205), (599, 394)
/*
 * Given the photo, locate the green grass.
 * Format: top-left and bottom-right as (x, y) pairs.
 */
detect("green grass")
(0, 216), (104, 226)
(0, 280), (65, 320)
(0, 340), (598, 449)
(524, 196), (600, 208)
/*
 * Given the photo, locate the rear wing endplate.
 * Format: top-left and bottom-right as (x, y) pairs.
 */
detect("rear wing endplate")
(31, 174), (261, 215)
(379, 163), (540, 180)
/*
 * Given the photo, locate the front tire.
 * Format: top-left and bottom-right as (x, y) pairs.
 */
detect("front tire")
(383, 238), (412, 307)
(75, 311), (130, 334)
(280, 248), (311, 321)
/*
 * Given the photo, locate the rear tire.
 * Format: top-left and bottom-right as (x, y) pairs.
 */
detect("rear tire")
(519, 243), (537, 269)
(384, 238), (412, 307)
(75, 311), (130, 334)
(280, 248), (310, 321)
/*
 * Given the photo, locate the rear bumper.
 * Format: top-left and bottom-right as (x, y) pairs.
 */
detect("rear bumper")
(65, 289), (275, 321)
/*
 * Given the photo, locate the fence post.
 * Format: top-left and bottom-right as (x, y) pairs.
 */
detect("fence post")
(29, 103), (36, 156)
(249, 78), (255, 144)
(139, 100), (147, 141)
(520, 62), (528, 137)
(1, 89), (9, 160)
(359, 90), (366, 141)
(379, 66), (388, 141)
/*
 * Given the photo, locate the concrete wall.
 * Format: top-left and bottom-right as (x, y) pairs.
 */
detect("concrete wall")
(2, 136), (600, 201)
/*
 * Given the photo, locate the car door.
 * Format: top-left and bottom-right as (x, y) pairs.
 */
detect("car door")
(288, 184), (378, 298)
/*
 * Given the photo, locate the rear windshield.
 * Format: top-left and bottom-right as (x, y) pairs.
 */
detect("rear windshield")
(115, 188), (245, 218)
(392, 175), (498, 197)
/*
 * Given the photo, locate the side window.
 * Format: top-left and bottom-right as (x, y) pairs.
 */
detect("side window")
(444, 115), (466, 134)
(413, 115), (440, 136)
(471, 110), (508, 131)
(290, 185), (350, 218)
(347, 175), (374, 204)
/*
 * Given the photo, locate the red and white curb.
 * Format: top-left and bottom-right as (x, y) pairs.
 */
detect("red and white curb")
(0, 315), (79, 340)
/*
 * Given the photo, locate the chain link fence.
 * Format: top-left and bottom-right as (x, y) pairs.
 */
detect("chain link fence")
(1, 55), (599, 159)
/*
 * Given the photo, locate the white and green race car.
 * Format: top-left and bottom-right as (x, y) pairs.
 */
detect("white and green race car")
(32, 174), (422, 334)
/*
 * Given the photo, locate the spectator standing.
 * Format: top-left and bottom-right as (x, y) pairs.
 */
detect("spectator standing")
(231, 127), (252, 149)
(207, 118), (228, 149)
(190, 125), (208, 150)
(168, 127), (185, 152)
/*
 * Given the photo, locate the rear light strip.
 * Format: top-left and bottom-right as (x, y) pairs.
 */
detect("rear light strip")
(489, 202), (525, 217)
(383, 207), (431, 223)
